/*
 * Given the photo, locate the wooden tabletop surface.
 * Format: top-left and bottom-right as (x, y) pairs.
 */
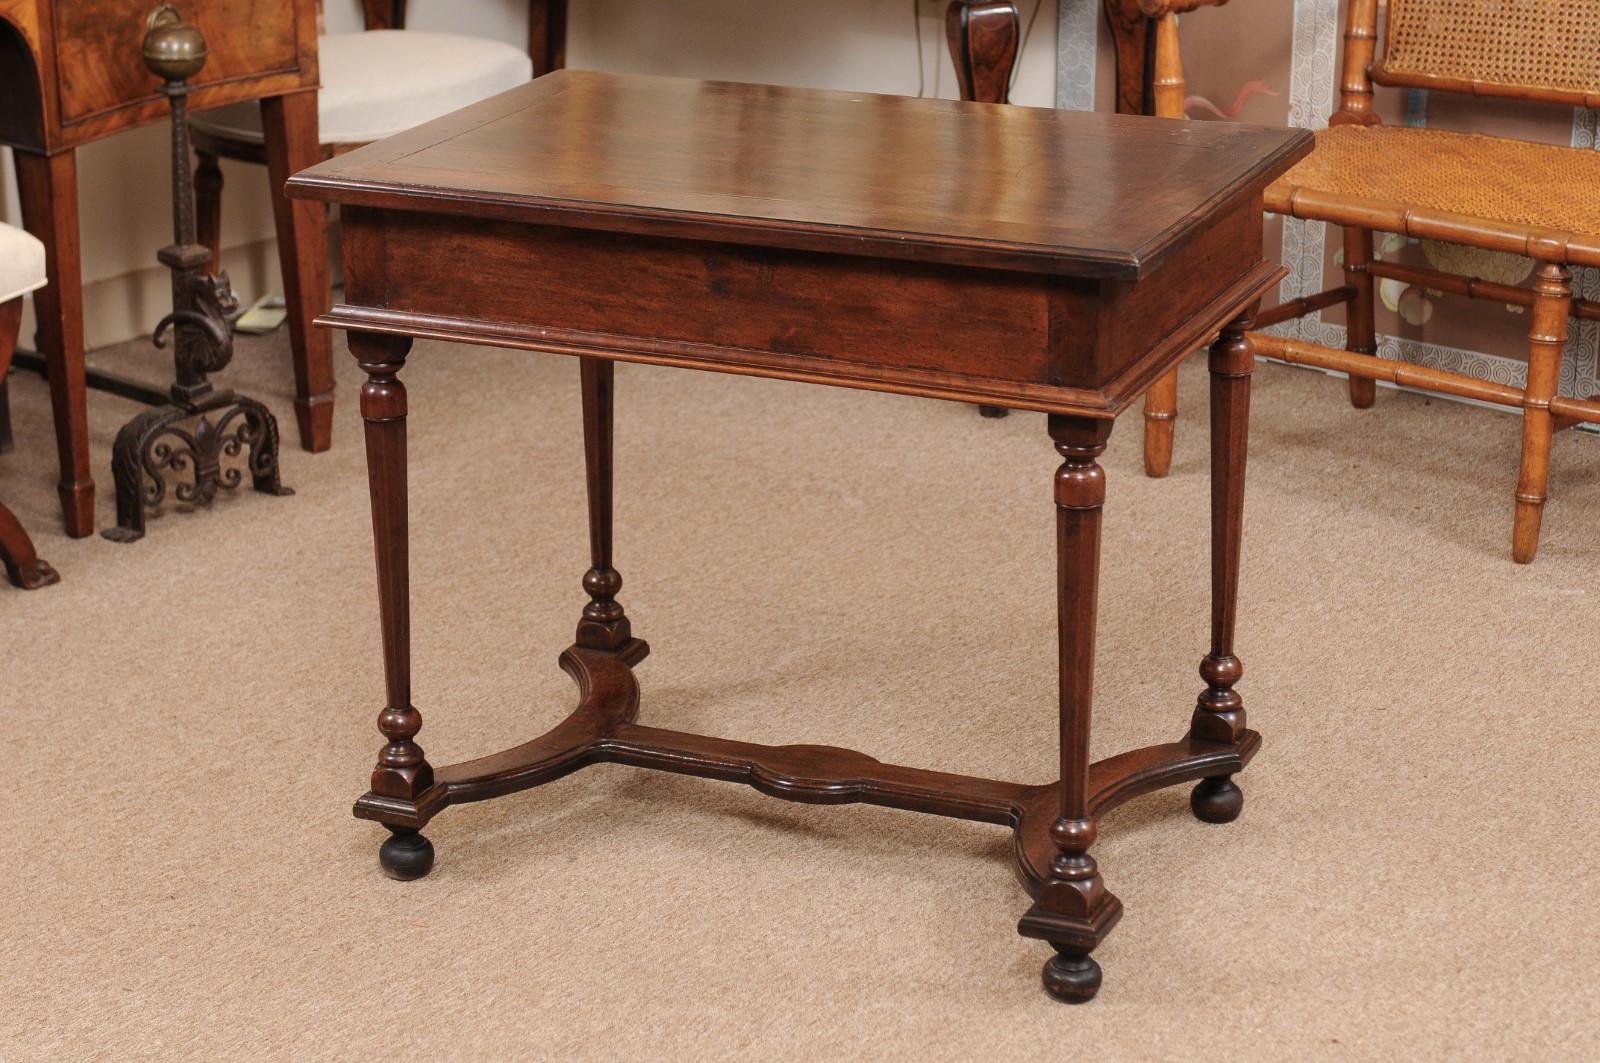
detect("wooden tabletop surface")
(289, 70), (1309, 278)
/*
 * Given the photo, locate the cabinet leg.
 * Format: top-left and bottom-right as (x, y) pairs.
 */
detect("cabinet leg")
(1018, 414), (1121, 1004)
(1190, 309), (1257, 820)
(195, 151), (224, 273)
(15, 149), (94, 538)
(352, 331), (435, 876)
(263, 91), (336, 453)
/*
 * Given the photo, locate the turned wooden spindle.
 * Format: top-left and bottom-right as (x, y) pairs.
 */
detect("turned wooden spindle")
(577, 357), (632, 650)
(1513, 262), (1573, 564)
(1342, 228), (1379, 408)
(1018, 414), (1122, 1004)
(353, 331), (435, 880)
(1139, 9), (1189, 477)
(1189, 309), (1256, 823)
(1333, 0), (1382, 126)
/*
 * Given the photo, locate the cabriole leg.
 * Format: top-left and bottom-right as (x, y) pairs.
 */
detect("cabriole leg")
(1018, 414), (1122, 1003)
(1190, 309), (1256, 822)
(352, 331), (436, 878)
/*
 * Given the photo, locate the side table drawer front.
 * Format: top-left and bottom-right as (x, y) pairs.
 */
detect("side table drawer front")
(376, 215), (1057, 391)
(53, 0), (304, 125)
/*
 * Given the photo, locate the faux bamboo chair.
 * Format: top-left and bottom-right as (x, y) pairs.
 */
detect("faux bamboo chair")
(1128, 0), (1230, 475)
(1144, 0), (1600, 562)
(0, 221), (60, 589)
(187, 0), (533, 272)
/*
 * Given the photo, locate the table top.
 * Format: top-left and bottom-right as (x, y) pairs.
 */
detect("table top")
(289, 70), (1310, 279)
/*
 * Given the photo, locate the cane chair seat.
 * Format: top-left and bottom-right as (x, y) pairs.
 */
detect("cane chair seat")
(1266, 124), (1600, 266)
(191, 30), (533, 146)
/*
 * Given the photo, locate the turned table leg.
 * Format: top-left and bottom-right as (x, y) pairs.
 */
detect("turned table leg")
(15, 148), (95, 538)
(1189, 309), (1256, 822)
(263, 90), (337, 453)
(577, 358), (633, 650)
(1018, 414), (1122, 1003)
(352, 331), (436, 880)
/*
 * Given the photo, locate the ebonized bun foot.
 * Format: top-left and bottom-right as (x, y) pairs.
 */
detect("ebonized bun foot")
(1189, 775), (1243, 824)
(379, 829), (435, 880)
(1043, 947), (1102, 1003)
(978, 404), (1010, 418)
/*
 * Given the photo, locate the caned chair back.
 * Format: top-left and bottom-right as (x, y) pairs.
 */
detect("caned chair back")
(1371, 0), (1600, 106)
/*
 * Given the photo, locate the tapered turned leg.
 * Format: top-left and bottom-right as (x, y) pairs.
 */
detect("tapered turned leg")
(1018, 414), (1122, 1003)
(1142, 371), (1178, 477)
(1190, 309), (1256, 821)
(947, 1), (1021, 421)
(262, 91), (336, 453)
(1140, 13), (1188, 478)
(15, 149), (94, 538)
(576, 357), (633, 650)
(1513, 263), (1572, 564)
(1342, 227), (1377, 409)
(352, 331), (436, 878)
(194, 151), (224, 274)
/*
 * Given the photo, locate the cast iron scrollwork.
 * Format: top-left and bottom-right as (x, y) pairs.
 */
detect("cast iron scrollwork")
(103, 8), (292, 542)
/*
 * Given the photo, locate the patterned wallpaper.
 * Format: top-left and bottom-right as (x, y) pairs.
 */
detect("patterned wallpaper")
(1058, 0), (1600, 402)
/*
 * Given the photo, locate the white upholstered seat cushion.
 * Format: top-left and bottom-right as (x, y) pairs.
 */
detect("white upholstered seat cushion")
(189, 31), (533, 146)
(0, 222), (48, 305)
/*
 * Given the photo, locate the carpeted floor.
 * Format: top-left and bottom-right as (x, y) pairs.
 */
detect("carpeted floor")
(3, 325), (1597, 1061)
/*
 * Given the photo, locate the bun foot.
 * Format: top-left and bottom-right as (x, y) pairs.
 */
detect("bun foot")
(379, 829), (435, 880)
(1042, 948), (1102, 1003)
(978, 404), (1009, 418)
(1190, 775), (1243, 824)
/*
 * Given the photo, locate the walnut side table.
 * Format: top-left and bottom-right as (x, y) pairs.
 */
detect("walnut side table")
(289, 71), (1310, 1002)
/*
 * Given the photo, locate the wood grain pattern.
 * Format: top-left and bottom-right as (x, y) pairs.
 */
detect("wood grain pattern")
(290, 71), (1309, 280)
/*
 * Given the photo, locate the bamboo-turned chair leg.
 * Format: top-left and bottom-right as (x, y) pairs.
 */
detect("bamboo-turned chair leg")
(1512, 263), (1572, 564)
(946, 1), (1021, 421)
(1343, 227), (1378, 408)
(1141, 12), (1186, 478)
(194, 151), (223, 274)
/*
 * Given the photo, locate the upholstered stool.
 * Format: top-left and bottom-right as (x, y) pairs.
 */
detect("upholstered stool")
(189, 29), (533, 268)
(0, 223), (61, 590)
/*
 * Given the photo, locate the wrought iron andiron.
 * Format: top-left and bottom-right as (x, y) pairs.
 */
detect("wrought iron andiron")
(104, 5), (292, 543)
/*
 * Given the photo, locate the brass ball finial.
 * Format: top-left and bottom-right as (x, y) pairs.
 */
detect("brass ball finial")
(142, 5), (208, 82)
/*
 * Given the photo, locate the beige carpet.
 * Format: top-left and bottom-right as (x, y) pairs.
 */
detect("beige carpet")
(3, 325), (1598, 1061)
